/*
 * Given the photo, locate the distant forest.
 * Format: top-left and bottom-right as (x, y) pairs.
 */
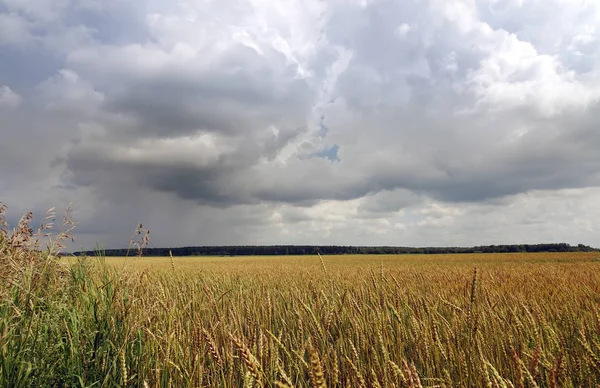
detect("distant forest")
(74, 243), (597, 257)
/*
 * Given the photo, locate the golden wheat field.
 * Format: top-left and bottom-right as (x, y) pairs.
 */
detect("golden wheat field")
(62, 252), (599, 387)
(4, 241), (600, 387)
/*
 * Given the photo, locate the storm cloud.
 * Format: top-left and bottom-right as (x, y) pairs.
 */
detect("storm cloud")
(2, 0), (600, 249)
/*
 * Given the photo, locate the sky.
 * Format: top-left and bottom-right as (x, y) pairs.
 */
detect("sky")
(1, 0), (600, 250)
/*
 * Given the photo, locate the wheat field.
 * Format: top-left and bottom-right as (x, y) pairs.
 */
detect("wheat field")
(2, 215), (600, 388)
(64, 252), (600, 387)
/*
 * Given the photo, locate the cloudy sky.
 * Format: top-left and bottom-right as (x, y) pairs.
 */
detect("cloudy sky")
(2, 0), (600, 250)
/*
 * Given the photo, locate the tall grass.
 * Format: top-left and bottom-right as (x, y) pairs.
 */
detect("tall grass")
(1, 203), (600, 387)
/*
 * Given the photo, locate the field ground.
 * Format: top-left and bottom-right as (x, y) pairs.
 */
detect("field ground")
(6, 250), (600, 387)
(94, 251), (600, 271)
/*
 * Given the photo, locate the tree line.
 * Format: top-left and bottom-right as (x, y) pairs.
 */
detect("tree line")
(73, 243), (597, 257)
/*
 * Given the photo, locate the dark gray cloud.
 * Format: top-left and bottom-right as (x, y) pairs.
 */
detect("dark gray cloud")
(2, 0), (600, 248)
(94, 46), (312, 137)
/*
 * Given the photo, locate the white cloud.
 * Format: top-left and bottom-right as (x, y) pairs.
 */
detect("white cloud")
(466, 31), (600, 115)
(0, 86), (22, 108)
(36, 69), (104, 115)
(0, 12), (32, 45)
